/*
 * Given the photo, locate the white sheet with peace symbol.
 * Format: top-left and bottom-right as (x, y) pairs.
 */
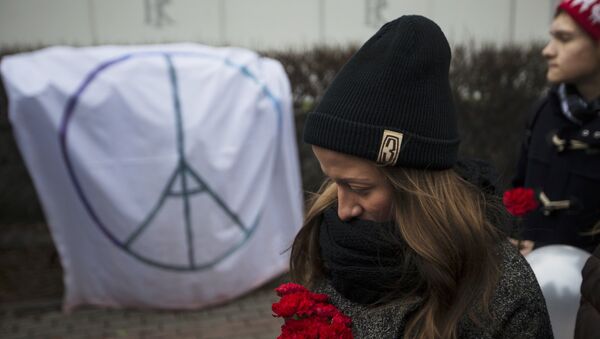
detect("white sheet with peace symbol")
(1, 43), (303, 311)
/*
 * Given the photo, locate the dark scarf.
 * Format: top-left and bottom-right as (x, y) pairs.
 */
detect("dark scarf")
(319, 159), (508, 305)
(557, 83), (600, 125)
(319, 207), (412, 305)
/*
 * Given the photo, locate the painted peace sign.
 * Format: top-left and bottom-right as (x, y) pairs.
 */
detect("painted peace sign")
(59, 50), (281, 271)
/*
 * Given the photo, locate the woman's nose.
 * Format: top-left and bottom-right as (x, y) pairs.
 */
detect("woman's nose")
(337, 190), (363, 221)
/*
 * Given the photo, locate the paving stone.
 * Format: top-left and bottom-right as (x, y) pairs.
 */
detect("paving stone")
(0, 275), (287, 338)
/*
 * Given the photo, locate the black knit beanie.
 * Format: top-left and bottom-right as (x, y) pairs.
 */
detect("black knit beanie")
(303, 15), (459, 169)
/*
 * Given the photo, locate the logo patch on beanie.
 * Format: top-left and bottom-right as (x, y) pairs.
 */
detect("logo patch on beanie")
(377, 130), (403, 166)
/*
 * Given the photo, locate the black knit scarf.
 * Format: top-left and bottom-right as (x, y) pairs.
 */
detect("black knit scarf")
(319, 207), (410, 305)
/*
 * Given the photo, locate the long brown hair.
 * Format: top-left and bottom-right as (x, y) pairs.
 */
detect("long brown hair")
(290, 166), (505, 339)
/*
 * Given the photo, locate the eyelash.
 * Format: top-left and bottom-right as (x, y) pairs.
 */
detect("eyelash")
(551, 33), (572, 42)
(330, 179), (371, 195)
(347, 185), (370, 195)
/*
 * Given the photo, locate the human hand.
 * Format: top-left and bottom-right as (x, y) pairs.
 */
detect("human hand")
(508, 238), (535, 256)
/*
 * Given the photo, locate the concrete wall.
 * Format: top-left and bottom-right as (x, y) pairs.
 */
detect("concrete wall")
(0, 0), (558, 50)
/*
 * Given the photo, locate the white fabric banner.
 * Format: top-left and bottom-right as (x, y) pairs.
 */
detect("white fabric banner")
(1, 44), (303, 311)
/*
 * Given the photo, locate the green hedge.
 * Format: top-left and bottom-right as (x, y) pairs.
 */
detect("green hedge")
(450, 44), (547, 182)
(0, 43), (548, 224)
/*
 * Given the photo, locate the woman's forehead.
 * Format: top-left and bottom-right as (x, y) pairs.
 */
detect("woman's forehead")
(312, 146), (382, 181)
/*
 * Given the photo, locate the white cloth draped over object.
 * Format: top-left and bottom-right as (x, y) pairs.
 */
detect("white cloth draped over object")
(526, 245), (591, 339)
(1, 44), (303, 311)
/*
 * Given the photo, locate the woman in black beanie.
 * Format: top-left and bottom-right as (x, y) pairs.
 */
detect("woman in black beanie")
(290, 15), (553, 338)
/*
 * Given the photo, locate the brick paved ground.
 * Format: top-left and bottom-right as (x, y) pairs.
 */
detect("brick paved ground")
(0, 274), (287, 339)
(0, 224), (287, 338)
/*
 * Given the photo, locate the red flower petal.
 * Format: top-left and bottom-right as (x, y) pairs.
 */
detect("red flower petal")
(503, 187), (539, 217)
(275, 283), (308, 296)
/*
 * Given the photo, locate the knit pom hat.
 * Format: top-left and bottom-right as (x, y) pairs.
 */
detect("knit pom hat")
(558, 0), (600, 40)
(303, 15), (459, 170)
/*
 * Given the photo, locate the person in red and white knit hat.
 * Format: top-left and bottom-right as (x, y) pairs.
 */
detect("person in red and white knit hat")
(511, 0), (600, 254)
(510, 1), (600, 337)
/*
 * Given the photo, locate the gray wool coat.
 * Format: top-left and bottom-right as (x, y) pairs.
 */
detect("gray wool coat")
(315, 241), (553, 338)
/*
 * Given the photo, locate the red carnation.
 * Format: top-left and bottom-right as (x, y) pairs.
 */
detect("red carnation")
(503, 187), (539, 217)
(312, 303), (339, 318)
(272, 293), (305, 318)
(272, 283), (353, 339)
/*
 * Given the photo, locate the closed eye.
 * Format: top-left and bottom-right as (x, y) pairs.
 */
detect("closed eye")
(551, 31), (574, 42)
(347, 185), (371, 195)
(329, 177), (374, 195)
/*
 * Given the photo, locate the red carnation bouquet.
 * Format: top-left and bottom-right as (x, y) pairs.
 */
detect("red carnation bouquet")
(503, 187), (539, 217)
(272, 283), (353, 339)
